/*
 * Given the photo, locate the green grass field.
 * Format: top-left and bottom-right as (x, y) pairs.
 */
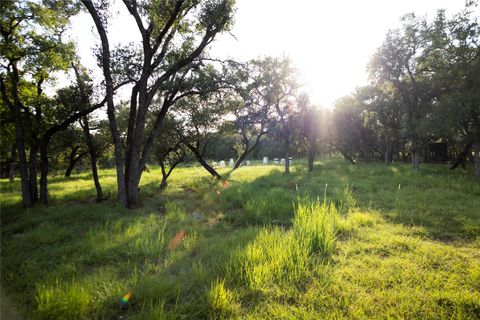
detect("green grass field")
(1, 158), (479, 319)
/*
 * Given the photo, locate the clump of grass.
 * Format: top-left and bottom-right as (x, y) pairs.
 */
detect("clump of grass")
(293, 199), (338, 258)
(339, 184), (357, 213)
(35, 280), (92, 320)
(337, 211), (378, 236)
(133, 300), (172, 320)
(231, 199), (338, 289)
(208, 279), (235, 317)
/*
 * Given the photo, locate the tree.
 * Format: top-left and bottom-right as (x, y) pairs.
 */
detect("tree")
(174, 92), (226, 180)
(369, 13), (435, 171)
(223, 60), (274, 170)
(1, 0), (79, 206)
(54, 127), (87, 178)
(82, 0), (235, 208)
(355, 84), (405, 164)
(259, 56), (299, 174)
(79, 115), (104, 201)
(427, 4), (480, 178)
(297, 93), (327, 171)
(152, 117), (186, 190)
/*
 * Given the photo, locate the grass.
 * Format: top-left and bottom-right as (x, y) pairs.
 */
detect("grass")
(1, 158), (479, 319)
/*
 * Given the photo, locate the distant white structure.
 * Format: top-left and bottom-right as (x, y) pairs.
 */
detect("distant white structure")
(246, 160), (251, 166)
(263, 157), (268, 165)
(219, 160), (226, 167)
(229, 158), (235, 167)
(273, 158), (279, 165)
(212, 161), (218, 167)
(280, 158), (285, 165)
(289, 157), (293, 165)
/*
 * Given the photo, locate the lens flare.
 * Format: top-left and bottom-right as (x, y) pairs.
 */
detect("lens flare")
(121, 291), (132, 305)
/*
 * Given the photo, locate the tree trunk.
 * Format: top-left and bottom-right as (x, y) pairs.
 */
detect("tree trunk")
(81, 117), (103, 201)
(233, 148), (250, 170)
(82, 0), (127, 207)
(29, 143), (38, 203)
(159, 161), (168, 191)
(474, 141), (480, 179)
(384, 132), (391, 164)
(197, 155), (222, 180)
(450, 141), (473, 170)
(307, 147), (315, 172)
(1, 65), (33, 207)
(15, 110), (32, 207)
(65, 146), (82, 178)
(187, 144), (221, 180)
(39, 142), (49, 204)
(8, 146), (16, 183)
(284, 130), (290, 174)
(411, 137), (420, 172)
(8, 161), (15, 183)
(412, 149), (420, 171)
(234, 145), (254, 170)
(337, 146), (356, 164)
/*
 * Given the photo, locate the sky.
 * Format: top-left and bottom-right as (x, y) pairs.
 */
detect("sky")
(68, 0), (474, 108)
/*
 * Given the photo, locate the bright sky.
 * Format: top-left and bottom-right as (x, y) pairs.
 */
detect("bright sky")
(69, 0), (473, 108)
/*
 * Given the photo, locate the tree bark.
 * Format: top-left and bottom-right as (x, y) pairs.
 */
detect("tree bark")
(186, 144), (222, 180)
(474, 141), (480, 179)
(307, 147), (315, 172)
(82, 0), (127, 207)
(81, 117), (103, 201)
(1, 74), (32, 207)
(159, 157), (183, 190)
(284, 129), (290, 174)
(336, 145), (356, 164)
(233, 141), (258, 170)
(65, 146), (81, 178)
(412, 139), (420, 172)
(233, 129), (267, 170)
(8, 152), (15, 184)
(159, 161), (168, 190)
(450, 141), (473, 170)
(7, 146), (16, 183)
(384, 131), (391, 164)
(39, 142), (49, 204)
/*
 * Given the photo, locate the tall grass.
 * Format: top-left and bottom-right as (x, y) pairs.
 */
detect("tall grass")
(230, 199), (338, 289)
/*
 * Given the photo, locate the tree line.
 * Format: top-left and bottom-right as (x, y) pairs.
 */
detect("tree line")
(1, 0), (479, 209)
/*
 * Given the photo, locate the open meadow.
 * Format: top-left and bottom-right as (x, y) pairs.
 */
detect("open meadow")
(1, 159), (479, 319)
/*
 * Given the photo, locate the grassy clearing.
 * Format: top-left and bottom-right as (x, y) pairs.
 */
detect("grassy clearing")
(1, 158), (479, 319)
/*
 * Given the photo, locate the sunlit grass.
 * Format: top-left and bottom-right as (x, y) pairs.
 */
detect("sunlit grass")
(1, 158), (479, 319)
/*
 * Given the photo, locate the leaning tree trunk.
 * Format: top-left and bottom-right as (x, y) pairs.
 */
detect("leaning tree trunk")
(233, 148), (250, 170)
(187, 144), (222, 180)
(65, 146), (82, 178)
(81, 116), (103, 201)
